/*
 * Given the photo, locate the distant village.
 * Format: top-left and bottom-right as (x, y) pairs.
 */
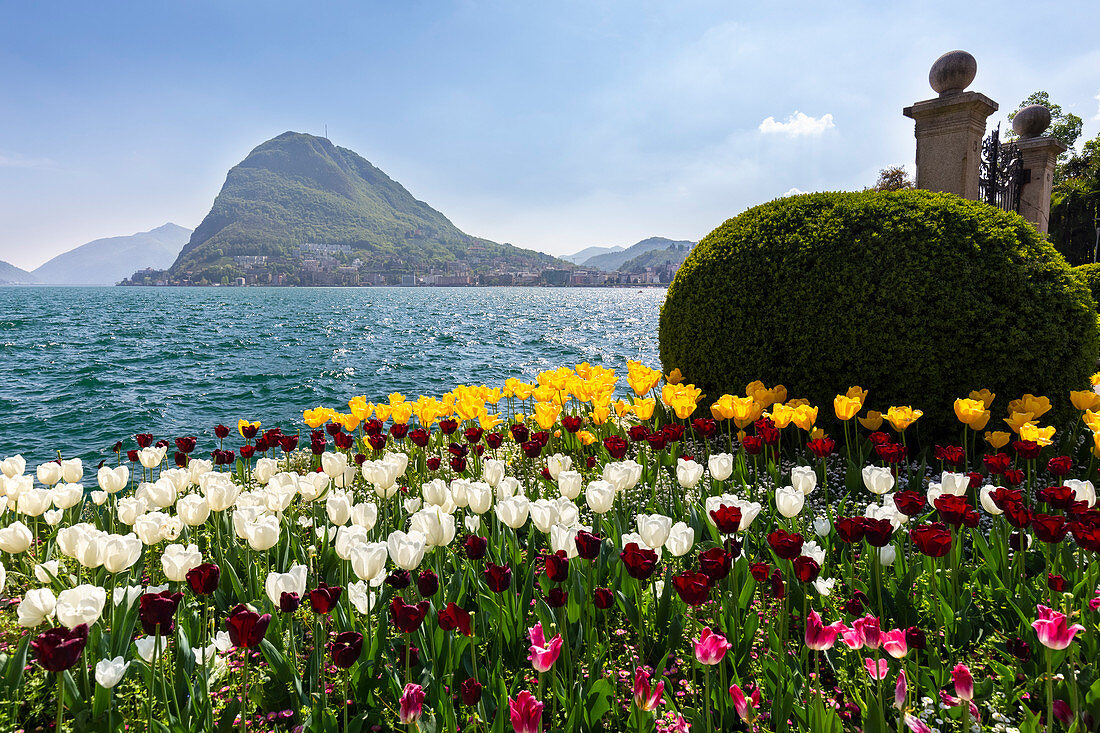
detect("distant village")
(122, 242), (687, 287)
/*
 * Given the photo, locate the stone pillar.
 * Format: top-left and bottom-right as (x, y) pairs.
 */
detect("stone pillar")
(903, 51), (997, 200)
(1011, 105), (1067, 234)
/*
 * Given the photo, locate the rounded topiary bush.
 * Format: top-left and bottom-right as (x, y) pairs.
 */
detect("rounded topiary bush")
(659, 189), (1099, 441)
(1074, 263), (1100, 306)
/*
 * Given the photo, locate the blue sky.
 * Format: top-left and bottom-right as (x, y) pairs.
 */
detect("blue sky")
(1, 0), (1098, 268)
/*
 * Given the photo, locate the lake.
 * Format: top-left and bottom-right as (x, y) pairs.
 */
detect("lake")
(0, 286), (666, 463)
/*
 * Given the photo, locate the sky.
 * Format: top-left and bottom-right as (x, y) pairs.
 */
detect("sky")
(1, 0), (1098, 269)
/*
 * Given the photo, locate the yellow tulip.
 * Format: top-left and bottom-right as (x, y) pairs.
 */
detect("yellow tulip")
(391, 402), (414, 425)
(1093, 431), (1100, 458)
(1019, 423), (1055, 447)
(858, 410), (883, 431)
(983, 430), (1011, 450)
(791, 405), (819, 432)
(786, 398), (810, 409)
(333, 413), (360, 433)
(626, 360), (662, 397)
(237, 419), (260, 438)
(769, 403), (796, 429)
(348, 396), (372, 422)
(374, 404), (392, 423)
(534, 403), (561, 430)
(1003, 411), (1035, 434)
(953, 398), (990, 430)
(729, 396), (763, 429)
(845, 386), (868, 405)
(1007, 394), (1052, 419)
(746, 381), (786, 408)
(632, 398), (656, 421)
(968, 389), (995, 410)
(810, 428), (825, 440)
(833, 395), (862, 421)
(666, 368), (684, 385)
(591, 404), (610, 425)
(884, 406), (922, 432)
(577, 430), (597, 446)
(304, 408), (331, 429)
(1070, 390), (1100, 412)
(613, 399), (633, 418)
(1083, 410), (1100, 433)
(388, 392), (406, 405)
(1092, 372), (1100, 387)
(479, 412), (503, 430)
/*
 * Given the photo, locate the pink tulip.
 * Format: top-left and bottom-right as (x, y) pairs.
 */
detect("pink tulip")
(1089, 592), (1100, 612)
(951, 663), (973, 700)
(904, 713), (932, 733)
(839, 624), (864, 650)
(509, 690), (544, 733)
(864, 657), (889, 680)
(398, 683), (424, 724)
(633, 668), (664, 712)
(894, 669), (907, 710)
(1032, 604), (1085, 650)
(853, 615), (882, 649)
(729, 684), (760, 722)
(882, 629), (908, 658)
(1053, 699), (1074, 727)
(527, 622), (563, 673)
(805, 609), (841, 651)
(693, 627), (731, 665)
(668, 714), (691, 733)
(939, 689), (979, 719)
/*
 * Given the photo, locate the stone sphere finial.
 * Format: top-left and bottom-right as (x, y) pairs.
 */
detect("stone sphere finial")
(929, 50), (977, 96)
(1012, 104), (1052, 139)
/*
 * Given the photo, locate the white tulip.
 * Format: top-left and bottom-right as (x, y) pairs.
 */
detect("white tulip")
(18, 588), (56, 627)
(676, 458), (704, 489)
(55, 584), (107, 628)
(0, 521), (33, 553)
(176, 494), (211, 526)
(159, 468), (190, 495)
(585, 480), (616, 514)
(481, 459), (505, 488)
(775, 486), (805, 518)
(133, 511), (172, 545)
(36, 462), (63, 487)
(18, 488), (52, 517)
(299, 471), (331, 501)
(140, 479), (178, 510)
(403, 497), (422, 514)
(410, 506), (456, 547)
(0, 561), (9, 594)
(360, 461), (395, 499)
(979, 485), (1003, 515)
(636, 513), (673, 548)
(422, 479), (450, 507)
(134, 637), (159, 664)
(553, 496), (579, 528)
(203, 474), (241, 511)
(387, 530), (427, 571)
(116, 496), (147, 525)
(801, 540), (826, 566)
(348, 580), (377, 614)
(137, 446), (167, 470)
(351, 502), (378, 530)
(549, 523), (582, 559)
(1065, 478), (1097, 508)
(34, 560), (63, 584)
(334, 525), (369, 560)
(557, 470), (582, 500)
(790, 466), (817, 495)
(350, 542), (389, 582)
(102, 534), (143, 573)
(546, 453), (572, 480)
(665, 521), (695, 556)
(71, 527), (106, 568)
(878, 545), (897, 566)
(161, 543), (202, 582)
(813, 516), (832, 537)
(253, 458), (279, 485)
(214, 630), (233, 653)
(243, 514), (280, 551)
(97, 465), (130, 494)
(449, 479), (471, 509)
(862, 465), (895, 496)
(60, 458), (83, 483)
(496, 495), (530, 529)
(95, 656), (129, 688)
(112, 585), (142, 608)
(50, 483), (83, 510)
(528, 500), (559, 534)
(326, 490), (353, 526)
(464, 514), (480, 534)
(495, 476), (522, 501)
(90, 491), (108, 506)
(466, 482), (493, 514)
(813, 577), (837, 596)
(264, 565), (307, 606)
(187, 459), (213, 486)
(0, 455), (25, 478)
(708, 453), (734, 482)
(603, 461), (641, 492)
(43, 509), (63, 526)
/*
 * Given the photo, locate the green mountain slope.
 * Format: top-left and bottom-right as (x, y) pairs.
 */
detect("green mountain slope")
(582, 237), (695, 271)
(619, 242), (694, 272)
(169, 132), (555, 283)
(0, 260), (36, 284)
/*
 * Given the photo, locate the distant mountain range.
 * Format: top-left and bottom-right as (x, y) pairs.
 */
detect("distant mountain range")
(155, 132), (556, 285)
(562, 245), (624, 264)
(0, 260), (35, 284)
(573, 236), (696, 272)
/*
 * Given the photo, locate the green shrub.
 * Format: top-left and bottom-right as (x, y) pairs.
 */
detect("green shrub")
(659, 190), (1099, 441)
(1074, 263), (1100, 305)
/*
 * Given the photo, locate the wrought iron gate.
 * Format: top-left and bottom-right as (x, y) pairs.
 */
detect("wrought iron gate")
(978, 123), (1025, 213)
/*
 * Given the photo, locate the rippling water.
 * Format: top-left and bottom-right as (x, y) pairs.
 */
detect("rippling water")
(0, 286), (665, 462)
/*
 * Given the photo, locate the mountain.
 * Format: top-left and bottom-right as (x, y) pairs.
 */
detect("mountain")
(619, 243), (693, 273)
(581, 237), (696, 271)
(0, 260), (36, 284)
(562, 245), (623, 264)
(33, 223), (191, 285)
(164, 132), (556, 285)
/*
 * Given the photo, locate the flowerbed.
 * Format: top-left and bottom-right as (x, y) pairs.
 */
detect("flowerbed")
(1, 360), (1099, 732)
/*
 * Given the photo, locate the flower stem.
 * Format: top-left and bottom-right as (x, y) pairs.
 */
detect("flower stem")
(56, 672), (64, 733)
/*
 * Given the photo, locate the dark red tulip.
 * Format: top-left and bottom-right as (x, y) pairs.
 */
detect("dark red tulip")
(226, 604), (271, 648)
(385, 570), (411, 589)
(862, 518), (894, 547)
(485, 432), (504, 449)
(439, 418), (459, 436)
(364, 418), (384, 436)
(279, 435), (299, 453)
(211, 449), (235, 466)
(325, 423), (343, 437)
(463, 427), (483, 444)
(173, 451), (188, 468)
(1048, 456), (1072, 477)
(603, 436), (628, 460)
(175, 437), (197, 454)
(904, 626), (927, 650)
(662, 423), (684, 442)
(463, 535), (488, 560)
(792, 555), (820, 583)
(448, 442), (469, 458)
(409, 428), (430, 448)
(279, 592), (300, 613)
(1007, 636), (1031, 663)
(185, 563), (220, 596)
(807, 437), (835, 458)
(425, 456), (441, 471)
(741, 434), (764, 455)
(139, 591), (183, 636)
(399, 642), (420, 667)
(691, 418), (717, 438)
(620, 543), (658, 580)
(1003, 499), (1032, 529)
(214, 424), (230, 439)
(628, 425), (651, 442)
(835, 517), (866, 543)
(509, 423), (529, 443)
(709, 504), (742, 534)
(308, 583), (342, 614)
(368, 434), (387, 451)
(544, 551), (569, 583)
(112, 441), (123, 453)
(390, 423), (409, 440)
(461, 678), (483, 706)
(135, 433), (154, 448)
(239, 445), (255, 459)
(966, 472), (983, 489)
(532, 431), (550, 447)
(416, 570), (439, 598)
(1032, 514), (1069, 543)
(672, 571), (711, 606)
(769, 568), (786, 599)
(766, 529), (804, 560)
(483, 563), (512, 593)
(545, 587), (568, 608)
(1047, 573), (1067, 592)
(876, 442), (907, 464)
(1003, 468), (1025, 487)
(328, 631), (364, 668)
(698, 547), (731, 583)
(749, 562), (770, 582)
(892, 492), (926, 517)
(519, 440), (541, 459)
(126, 449), (139, 463)
(1037, 485), (1074, 511)
(585, 455), (597, 468)
(449, 456), (468, 472)
(910, 523), (952, 557)
(437, 603), (473, 636)
(593, 588), (614, 609)
(574, 530), (602, 560)
(333, 432), (354, 450)
(32, 624), (89, 672)
(561, 415), (583, 433)
(645, 433), (666, 451)
(983, 453), (1011, 475)
(934, 495), (978, 528)
(1012, 440), (1040, 460)
(933, 444), (965, 468)
(390, 596), (429, 633)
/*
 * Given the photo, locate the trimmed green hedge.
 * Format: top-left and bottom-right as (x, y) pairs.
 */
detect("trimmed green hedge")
(1074, 263), (1100, 306)
(659, 190), (1099, 440)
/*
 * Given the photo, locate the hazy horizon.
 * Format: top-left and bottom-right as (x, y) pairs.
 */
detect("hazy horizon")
(2, 0), (1098, 270)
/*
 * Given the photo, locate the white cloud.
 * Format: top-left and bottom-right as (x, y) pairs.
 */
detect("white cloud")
(782, 187), (805, 197)
(758, 112), (835, 137)
(0, 154), (54, 169)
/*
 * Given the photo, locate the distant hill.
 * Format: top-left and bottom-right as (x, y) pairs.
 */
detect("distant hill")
(33, 223), (191, 285)
(0, 260), (36, 284)
(619, 243), (694, 273)
(563, 245), (623, 264)
(582, 237), (696, 271)
(164, 132), (556, 285)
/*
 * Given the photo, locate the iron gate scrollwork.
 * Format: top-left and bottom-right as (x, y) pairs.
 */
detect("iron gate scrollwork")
(979, 123), (1025, 213)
